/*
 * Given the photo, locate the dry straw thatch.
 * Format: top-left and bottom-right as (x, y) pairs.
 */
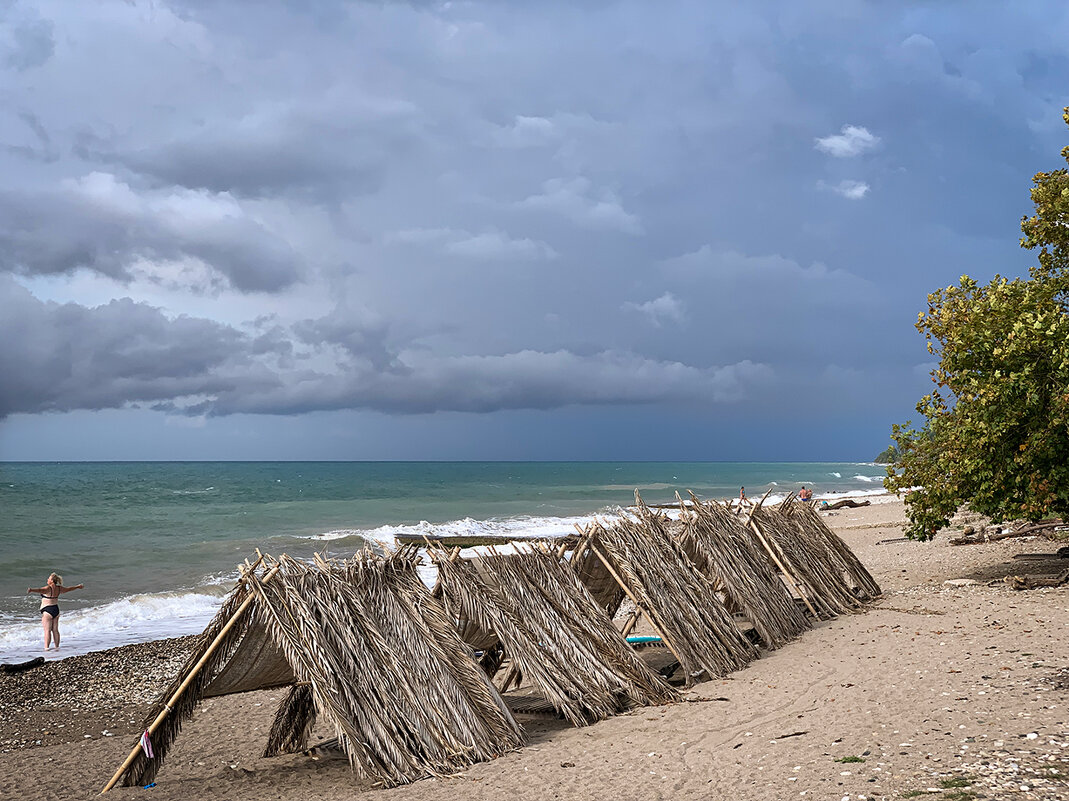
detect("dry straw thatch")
(581, 494), (759, 685)
(111, 550), (523, 791)
(433, 544), (677, 725)
(747, 496), (881, 619)
(106, 488), (881, 793)
(678, 493), (811, 649)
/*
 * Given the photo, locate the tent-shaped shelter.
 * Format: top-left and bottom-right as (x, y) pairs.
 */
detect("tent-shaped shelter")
(432, 543), (677, 724)
(678, 493), (811, 649)
(747, 497), (881, 618)
(577, 496), (759, 685)
(103, 551), (524, 792)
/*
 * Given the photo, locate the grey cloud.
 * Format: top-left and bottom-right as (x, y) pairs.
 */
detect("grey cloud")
(3, 0), (1067, 456)
(517, 178), (643, 234)
(4, 111), (57, 163)
(0, 173), (301, 292)
(0, 277), (269, 418)
(386, 227), (558, 261)
(0, 279), (773, 419)
(622, 293), (684, 328)
(95, 99), (422, 200)
(1, 6), (54, 71)
(292, 307), (402, 372)
(201, 349), (774, 417)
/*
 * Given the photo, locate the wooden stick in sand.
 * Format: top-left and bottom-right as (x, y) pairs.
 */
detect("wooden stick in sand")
(587, 541), (687, 668)
(101, 562), (281, 794)
(745, 492), (819, 618)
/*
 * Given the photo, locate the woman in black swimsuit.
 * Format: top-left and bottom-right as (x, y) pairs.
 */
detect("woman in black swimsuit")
(26, 573), (84, 651)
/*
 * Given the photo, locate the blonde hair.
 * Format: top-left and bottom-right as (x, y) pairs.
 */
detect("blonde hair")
(48, 573), (63, 586)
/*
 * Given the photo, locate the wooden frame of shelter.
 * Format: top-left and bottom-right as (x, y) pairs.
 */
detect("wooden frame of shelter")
(430, 541), (677, 725)
(102, 550), (524, 793)
(676, 492), (811, 650)
(745, 495), (882, 619)
(565, 495), (759, 687)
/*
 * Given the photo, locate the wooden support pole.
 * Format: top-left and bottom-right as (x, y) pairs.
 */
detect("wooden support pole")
(745, 516), (818, 619)
(619, 608), (644, 638)
(587, 542), (687, 668)
(101, 563), (281, 794)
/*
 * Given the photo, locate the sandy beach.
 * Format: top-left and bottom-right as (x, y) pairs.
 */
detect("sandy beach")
(3, 498), (1068, 801)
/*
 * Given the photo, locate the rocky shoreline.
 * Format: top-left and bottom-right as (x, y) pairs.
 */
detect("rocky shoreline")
(0, 636), (194, 754)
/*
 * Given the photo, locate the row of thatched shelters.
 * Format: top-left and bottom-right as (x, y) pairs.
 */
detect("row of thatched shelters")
(104, 492), (880, 792)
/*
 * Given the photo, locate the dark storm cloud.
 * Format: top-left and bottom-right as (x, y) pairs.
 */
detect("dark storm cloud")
(0, 173), (302, 292)
(0, 277), (265, 418)
(0, 278), (772, 419)
(3, 0), (1069, 457)
(195, 349), (772, 418)
(99, 98), (421, 200)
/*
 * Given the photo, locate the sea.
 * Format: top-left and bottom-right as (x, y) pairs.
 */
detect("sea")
(0, 461), (891, 663)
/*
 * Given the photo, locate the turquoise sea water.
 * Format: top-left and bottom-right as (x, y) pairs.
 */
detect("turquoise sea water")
(0, 461), (888, 661)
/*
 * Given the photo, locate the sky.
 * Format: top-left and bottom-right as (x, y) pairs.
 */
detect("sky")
(1, 0), (1067, 462)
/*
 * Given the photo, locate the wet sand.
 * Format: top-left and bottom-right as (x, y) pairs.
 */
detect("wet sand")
(3, 499), (1068, 800)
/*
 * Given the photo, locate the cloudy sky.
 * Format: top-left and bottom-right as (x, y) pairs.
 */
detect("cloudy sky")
(1, 0), (1066, 461)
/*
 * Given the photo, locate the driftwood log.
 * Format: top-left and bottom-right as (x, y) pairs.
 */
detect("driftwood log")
(1004, 568), (1069, 590)
(819, 499), (871, 510)
(950, 519), (1065, 546)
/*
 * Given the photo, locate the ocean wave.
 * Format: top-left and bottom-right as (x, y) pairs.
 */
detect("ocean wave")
(171, 487), (217, 495)
(299, 513), (622, 549)
(300, 529), (368, 543)
(0, 589), (229, 663)
(596, 483), (677, 491)
(829, 472), (841, 478)
(852, 475), (880, 483)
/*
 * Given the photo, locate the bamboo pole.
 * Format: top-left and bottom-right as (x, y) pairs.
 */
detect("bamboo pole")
(587, 542), (686, 668)
(101, 563), (281, 794)
(745, 515), (818, 618)
(619, 608), (643, 638)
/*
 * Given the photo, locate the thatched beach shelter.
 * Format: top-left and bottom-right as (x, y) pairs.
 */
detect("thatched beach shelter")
(678, 493), (811, 650)
(432, 544), (677, 725)
(580, 496), (759, 686)
(747, 497), (881, 619)
(104, 550), (524, 792)
(792, 501), (882, 600)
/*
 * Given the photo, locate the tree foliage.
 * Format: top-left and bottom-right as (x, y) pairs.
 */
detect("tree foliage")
(885, 108), (1069, 540)
(873, 444), (900, 464)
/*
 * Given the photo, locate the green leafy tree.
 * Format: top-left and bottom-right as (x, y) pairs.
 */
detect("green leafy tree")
(873, 444), (900, 464)
(885, 108), (1069, 540)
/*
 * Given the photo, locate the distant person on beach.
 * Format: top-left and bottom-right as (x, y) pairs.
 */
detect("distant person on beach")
(799, 486), (813, 502)
(739, 486), (746, 501)
(26, 573), (83, 651)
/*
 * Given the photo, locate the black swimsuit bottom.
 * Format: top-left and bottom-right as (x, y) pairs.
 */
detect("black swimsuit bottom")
(41, 604), (59, 618)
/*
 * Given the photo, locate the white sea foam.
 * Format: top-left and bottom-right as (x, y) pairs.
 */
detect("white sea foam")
(852, 474), (880, 483)
(0, 589), (229, 664)
(302, 513), (621, 551)
(829, 472), (842, 478)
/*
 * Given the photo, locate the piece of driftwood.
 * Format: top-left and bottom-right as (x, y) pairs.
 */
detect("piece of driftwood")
(0, 656), (45, 674)
(819, 499), (871, 510)
(1004, 568), (1069, 590)
(950, 519), (1065, 546)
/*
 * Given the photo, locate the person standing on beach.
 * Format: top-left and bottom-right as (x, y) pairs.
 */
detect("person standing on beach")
(26, 573), (83, 651)
(739, 486), (746, 502)
(799, 486), (813, 502)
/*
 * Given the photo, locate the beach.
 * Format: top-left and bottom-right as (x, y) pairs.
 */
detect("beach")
(3, 498), (1068, 800)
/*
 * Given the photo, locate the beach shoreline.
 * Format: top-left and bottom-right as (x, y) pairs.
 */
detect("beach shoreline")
(3, 498), (1068, 800)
